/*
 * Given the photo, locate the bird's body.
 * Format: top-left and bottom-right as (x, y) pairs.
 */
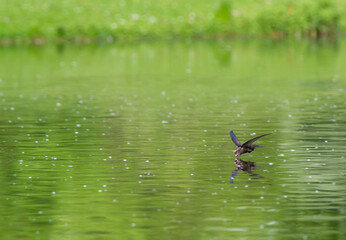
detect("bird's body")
(230, 130), (271, 156)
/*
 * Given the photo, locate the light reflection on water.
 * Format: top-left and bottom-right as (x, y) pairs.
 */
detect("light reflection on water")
(0, 39), (345, 239)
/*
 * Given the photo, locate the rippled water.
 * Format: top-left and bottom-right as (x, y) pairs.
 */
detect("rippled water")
(0, 40), (345, 239)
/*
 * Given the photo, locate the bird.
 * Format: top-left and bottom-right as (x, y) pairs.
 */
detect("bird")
(230, 130), (271, 156)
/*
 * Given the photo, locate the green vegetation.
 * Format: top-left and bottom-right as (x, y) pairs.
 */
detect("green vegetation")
(0, 0), (345, 44)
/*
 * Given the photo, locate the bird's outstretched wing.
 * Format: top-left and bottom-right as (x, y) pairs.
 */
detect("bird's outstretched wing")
(230, 130), (242, 147)
(242, 133), (271, 147)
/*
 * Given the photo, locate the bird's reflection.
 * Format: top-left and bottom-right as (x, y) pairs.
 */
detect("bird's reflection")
(230, 158), (261, 183)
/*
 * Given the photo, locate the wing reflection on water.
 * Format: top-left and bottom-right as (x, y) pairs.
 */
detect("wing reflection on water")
(230, 158), (262, 183)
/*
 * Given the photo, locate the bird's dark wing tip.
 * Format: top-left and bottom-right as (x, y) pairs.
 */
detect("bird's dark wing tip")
(230, 130), (242, 147)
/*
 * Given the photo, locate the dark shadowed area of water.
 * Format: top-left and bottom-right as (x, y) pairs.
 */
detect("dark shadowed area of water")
(0, 39), (345, 239)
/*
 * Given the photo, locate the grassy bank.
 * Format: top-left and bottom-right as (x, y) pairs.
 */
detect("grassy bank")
(1, 0), (345, 45)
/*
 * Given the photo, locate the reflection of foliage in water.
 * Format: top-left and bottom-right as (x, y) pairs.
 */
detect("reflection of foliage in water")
(0, 40), (345, 239)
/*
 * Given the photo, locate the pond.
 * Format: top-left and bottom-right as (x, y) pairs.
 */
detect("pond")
(0, 39), (345, 239)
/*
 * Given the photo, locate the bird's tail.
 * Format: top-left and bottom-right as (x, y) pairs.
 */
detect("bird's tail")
(253, 145), (263, 148)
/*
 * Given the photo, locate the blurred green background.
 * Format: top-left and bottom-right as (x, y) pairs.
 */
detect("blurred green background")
(1, 0), (345, 44)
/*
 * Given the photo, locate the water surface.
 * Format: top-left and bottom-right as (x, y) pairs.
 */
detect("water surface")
(0, 39), (345, 239)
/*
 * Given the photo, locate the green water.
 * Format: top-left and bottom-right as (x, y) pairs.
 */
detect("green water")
(0, 39), (345, 240)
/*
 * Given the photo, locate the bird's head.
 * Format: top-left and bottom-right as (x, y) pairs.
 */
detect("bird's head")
(234, 148), (241, 156)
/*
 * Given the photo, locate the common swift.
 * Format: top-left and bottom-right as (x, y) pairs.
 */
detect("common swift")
(230, 130), (271, 156)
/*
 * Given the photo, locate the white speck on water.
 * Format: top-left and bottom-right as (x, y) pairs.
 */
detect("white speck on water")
(203, 129), (207, 132)
(315, 190), (319, 193)
(98, 190), (102, 193)
(131, 223), (136, 227)
(28, 176), (32, 179)
(244, 185), (248, 188)
(260, 196), (264, 199)
(161, 91), (166, 96)
(250, 133), (256, 136)
(38, 211), (43, 215)
(99, 148), (103, 150)
(56, 102), (61, 107)
(127, 141), (130, 144)
(110, 22), (117, 29)
(290, 149), (295, 152)
(103, 185), (107, 188)
(145, 160), (150, 163)
(324, 140), (328, 143)
(278, 154), (285, 157)
(52, 192), (56, 195)
(83, 185), (87, 188)
(332, 182), (336, 185)
(75, 132), (79, 134)
(108, 156), (112, 159)
(161, 120), (168, 124)
(138, 181), (142, 183)
(307, 159), (311, 162)
(212, 192), (217, 195)
(283, 195), (287, 198)
(288, 114), (292, 118)
(308, 176), (312, 178)
(76, 124), (81, 127)
(123, 159), (127, 162)
(269, 162), (274, 165)
(149, 16), (157, 23)
(190, 173), (194, 176)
